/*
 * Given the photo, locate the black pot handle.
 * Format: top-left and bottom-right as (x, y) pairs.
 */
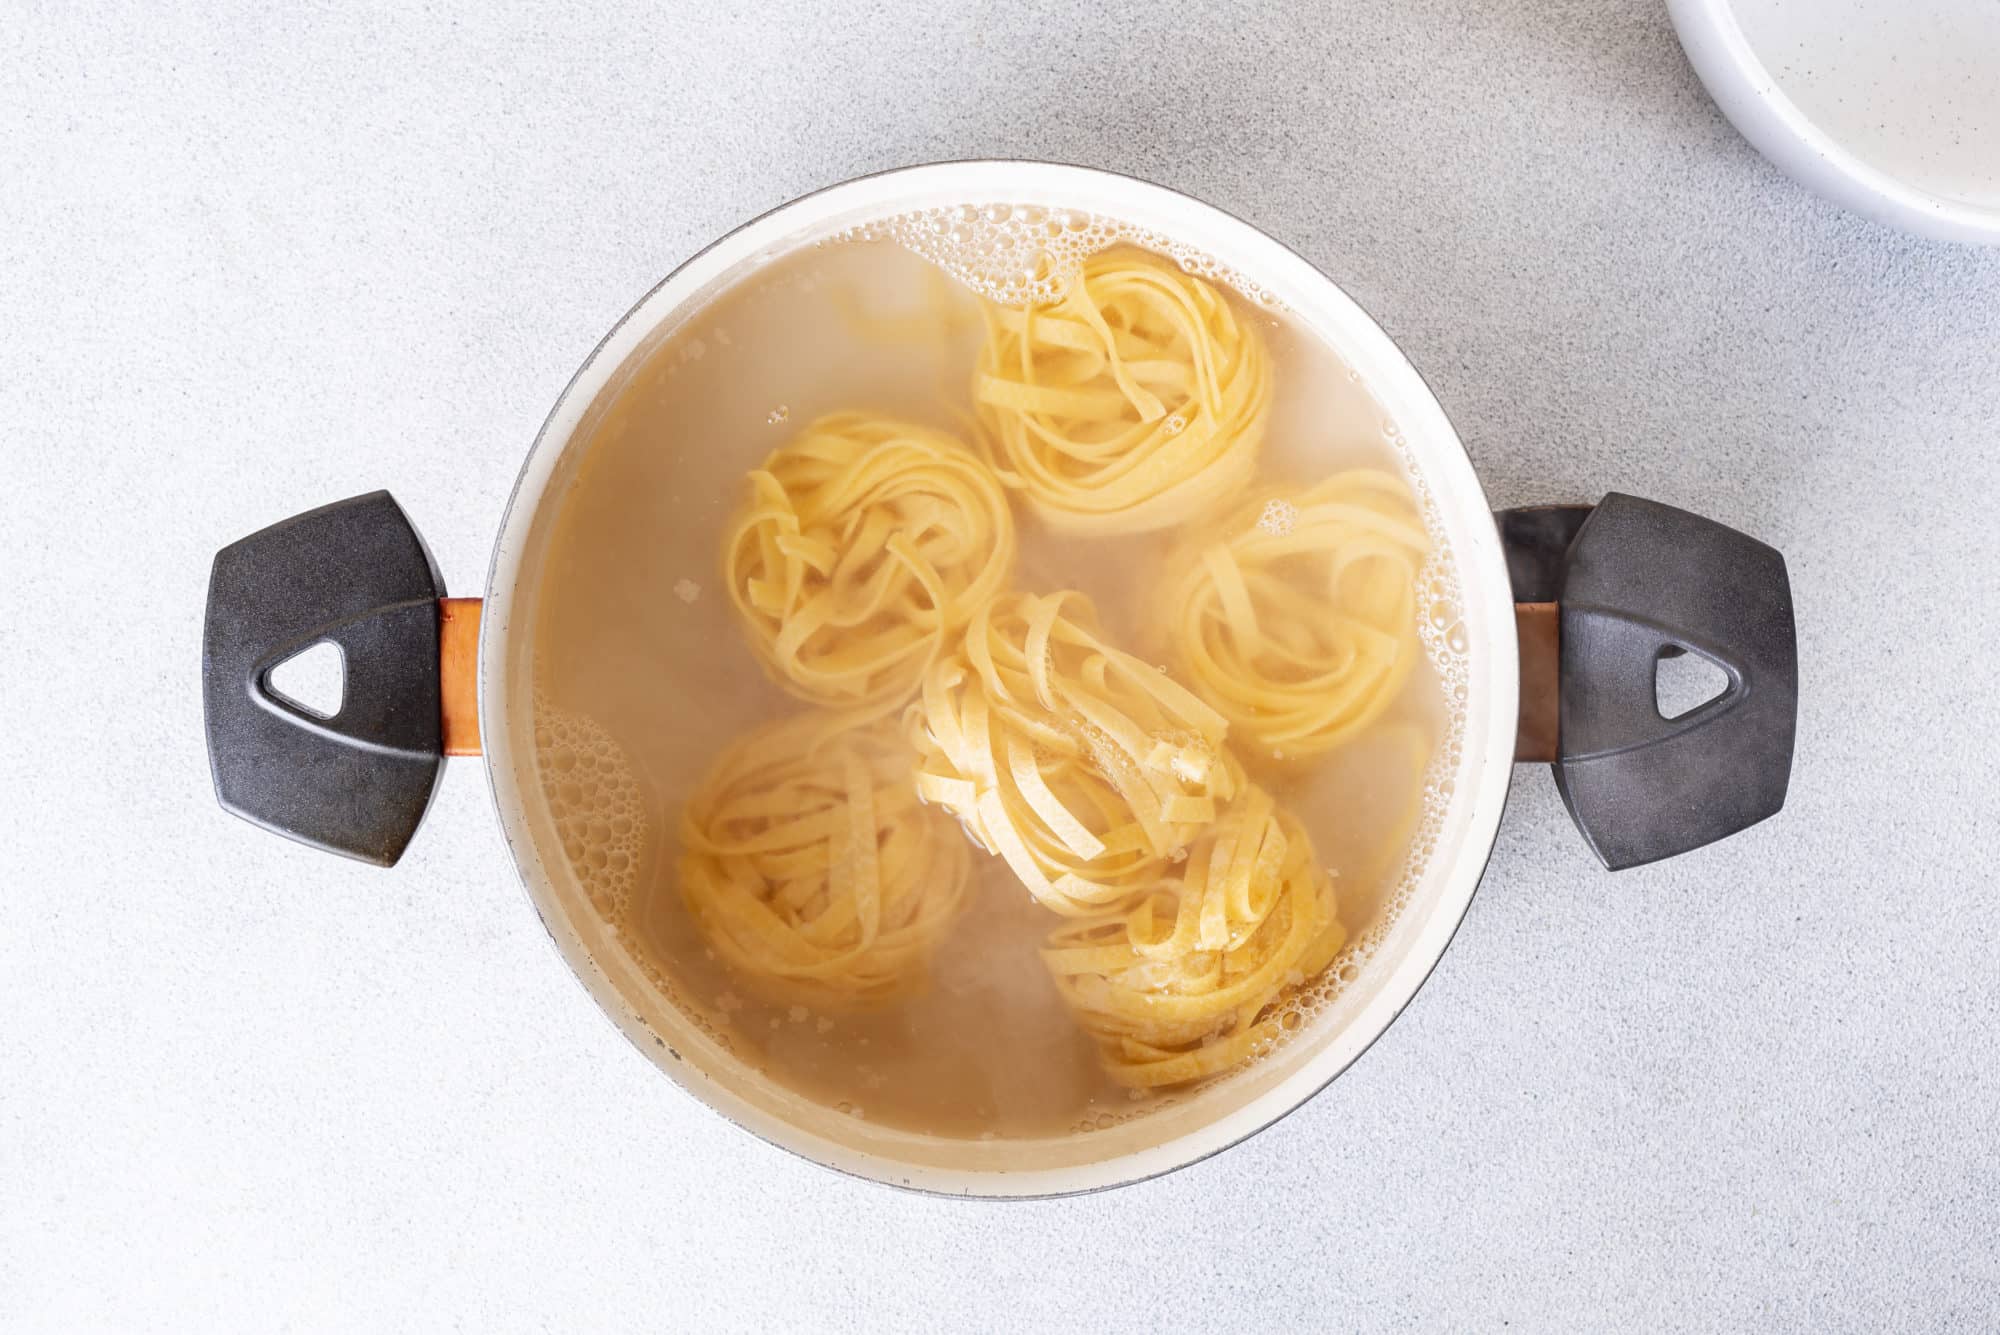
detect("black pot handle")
(1499, 493), (1798, 870)
(202, 491), (448, 867)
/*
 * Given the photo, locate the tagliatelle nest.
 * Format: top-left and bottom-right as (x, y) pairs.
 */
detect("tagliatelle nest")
(1040, 786), (1344, 1089)
(972, 248), (1272, 536)
(907, 589), (1243, 916)
(680, 710), (972, 1008)
(724, 412), (1015, 710)
(1160, 469), (1428, 762)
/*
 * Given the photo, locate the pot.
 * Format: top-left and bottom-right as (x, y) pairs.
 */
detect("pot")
(201, 162), (1797, 1197)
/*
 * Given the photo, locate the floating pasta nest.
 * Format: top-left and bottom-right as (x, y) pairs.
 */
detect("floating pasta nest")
(724, 412), (1016, 710)
(907, 590), (1243, 916)
(1161, 470), (1429, 762)
(679, 710), (972, 1008)
(972, 248), (1272, 536)
(1040, 787), (1344, 1089)
(678, 243), (1432, 1098)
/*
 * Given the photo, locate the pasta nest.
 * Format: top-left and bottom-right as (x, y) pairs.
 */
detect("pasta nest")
(1040, 786), (1344, 1089)
(725, 412), (1015, 710)
(1161, 470), (1429, 762)
(972, 248), (1272, 536)
(907, 590), (1242, 916)
(679, 710), (972, 1008)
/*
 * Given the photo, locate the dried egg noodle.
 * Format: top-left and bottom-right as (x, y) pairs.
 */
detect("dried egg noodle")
(535, 223), (1458, 1132)
(679, 710), (972, 1007)
(908, 590), (1243, 916)
(1040, 787), (1345, 1088)
(972, 248), (1272, 536)
(1162, 470), (1429, 761)
(724, 412), (1015, 710)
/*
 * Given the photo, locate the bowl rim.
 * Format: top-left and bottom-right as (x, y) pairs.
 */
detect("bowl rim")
(1669, 0), (2000, 244)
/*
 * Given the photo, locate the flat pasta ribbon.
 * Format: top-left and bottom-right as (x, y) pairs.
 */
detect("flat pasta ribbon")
(906, 589), (1242, 916)
(972, 248), (1272, 536)
(680, 710), (972, 1008)
(1040, 788), (1344, 1089)
(724, 412), (1015, 710)
(1161, 470), (1429, 762)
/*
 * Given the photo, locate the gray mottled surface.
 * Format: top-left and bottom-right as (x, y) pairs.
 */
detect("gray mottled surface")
(4, 2), (1998, 1330)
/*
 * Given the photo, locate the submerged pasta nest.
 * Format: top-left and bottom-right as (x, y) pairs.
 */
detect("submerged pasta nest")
(907, 590), (1242, 916)
(665, 238), (1430, 1095)
(1040, 787), (1344, 1089)
(724, 412), (1016, 710)
(679, 710), (972, 1008)
(1161, 470), (1429, 762)
(972, 248), (1272, 536)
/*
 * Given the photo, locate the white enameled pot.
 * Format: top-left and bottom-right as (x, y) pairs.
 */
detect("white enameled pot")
(202, 162), (1797, 1197)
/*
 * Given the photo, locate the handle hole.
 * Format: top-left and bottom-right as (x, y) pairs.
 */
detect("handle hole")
(266, 640), (346, 719)
(1655, 646), (1729, 720)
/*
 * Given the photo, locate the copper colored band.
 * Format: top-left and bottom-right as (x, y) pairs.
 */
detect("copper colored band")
(1515, 601), (1559, 763)
(440, 598), (483, 757)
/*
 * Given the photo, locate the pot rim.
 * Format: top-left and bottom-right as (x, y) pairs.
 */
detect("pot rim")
(476, 160), (1519, 1197)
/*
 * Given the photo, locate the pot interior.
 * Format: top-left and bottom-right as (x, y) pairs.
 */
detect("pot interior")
(481, 164), (1517, 1195)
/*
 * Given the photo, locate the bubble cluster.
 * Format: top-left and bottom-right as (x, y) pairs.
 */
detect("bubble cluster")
(533, 693), (734, 1057)
(1071, 1108), (1141, 1134)
(1256, 498), (1299, 537)
(817, 204), (1283, 311)
(533, 693), (646, 919)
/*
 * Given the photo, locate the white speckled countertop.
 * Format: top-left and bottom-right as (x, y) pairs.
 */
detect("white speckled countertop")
(5, 3), (1998, 1330)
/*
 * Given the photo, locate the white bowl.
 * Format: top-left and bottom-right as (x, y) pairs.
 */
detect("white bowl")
(1669, 0), (2000, 244)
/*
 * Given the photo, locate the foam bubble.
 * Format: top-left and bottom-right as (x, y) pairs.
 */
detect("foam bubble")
(818, 206), (1286, 312)
(1256, 499), (1299, 537)
(534, 693), (742, 1052)
(533, 691), (647, 920)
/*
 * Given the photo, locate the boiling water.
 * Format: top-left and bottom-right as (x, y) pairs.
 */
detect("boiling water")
(530, 211), (1467, 1140)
